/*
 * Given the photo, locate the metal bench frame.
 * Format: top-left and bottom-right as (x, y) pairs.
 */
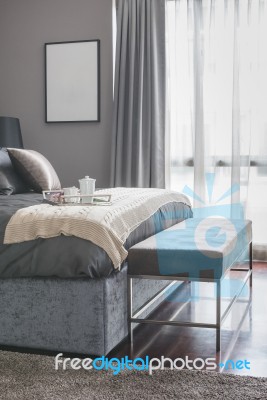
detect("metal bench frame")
(127, 242), (252, 352)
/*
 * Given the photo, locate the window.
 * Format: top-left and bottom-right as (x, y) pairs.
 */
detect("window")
(166, 0), (267, 249)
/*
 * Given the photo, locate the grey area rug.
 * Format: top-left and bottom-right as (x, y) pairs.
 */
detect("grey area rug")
(0, 351), (266, 400)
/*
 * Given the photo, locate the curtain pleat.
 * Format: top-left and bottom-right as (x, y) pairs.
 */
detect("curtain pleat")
(111, 0), (166, 188)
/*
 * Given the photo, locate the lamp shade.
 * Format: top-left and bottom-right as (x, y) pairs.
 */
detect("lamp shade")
(0, 117), (24, 148)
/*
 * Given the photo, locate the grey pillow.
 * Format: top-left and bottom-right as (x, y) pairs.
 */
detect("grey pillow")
(7, 148), (61, 193)
(0, 148), (29, 195)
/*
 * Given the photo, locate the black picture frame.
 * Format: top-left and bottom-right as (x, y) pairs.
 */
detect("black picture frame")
(45, 39), (100, 123)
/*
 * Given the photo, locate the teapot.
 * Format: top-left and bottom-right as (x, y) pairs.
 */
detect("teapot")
(79, 176), (96, 204)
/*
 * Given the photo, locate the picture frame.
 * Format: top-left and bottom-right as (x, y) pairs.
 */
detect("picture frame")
(45, 40), (100, 123)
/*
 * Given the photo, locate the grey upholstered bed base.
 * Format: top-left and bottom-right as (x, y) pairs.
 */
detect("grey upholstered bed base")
(0, 266), (172, 356)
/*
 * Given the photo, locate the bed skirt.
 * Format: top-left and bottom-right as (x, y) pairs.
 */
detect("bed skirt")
(0, 267), (172, 356)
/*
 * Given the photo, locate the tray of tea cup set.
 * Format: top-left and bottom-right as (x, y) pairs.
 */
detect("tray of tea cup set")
(42, 191), (112, 206)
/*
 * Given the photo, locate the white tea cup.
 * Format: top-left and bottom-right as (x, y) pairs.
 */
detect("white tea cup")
(63, 187), (80, 203)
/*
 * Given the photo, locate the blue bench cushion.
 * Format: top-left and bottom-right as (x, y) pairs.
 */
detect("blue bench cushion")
(128, 218), (252, 279)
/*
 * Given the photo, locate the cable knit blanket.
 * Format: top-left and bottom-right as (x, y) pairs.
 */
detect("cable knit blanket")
(4, 188), (191, 269)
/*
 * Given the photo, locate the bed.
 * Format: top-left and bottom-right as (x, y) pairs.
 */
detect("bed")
(0, 189), (192, 356)
(0, 146), (196, 356)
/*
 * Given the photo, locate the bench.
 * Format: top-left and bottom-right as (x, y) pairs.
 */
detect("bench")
(127, 218), (252, 352)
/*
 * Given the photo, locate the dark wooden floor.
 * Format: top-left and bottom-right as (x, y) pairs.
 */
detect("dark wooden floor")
(109, 263), (267, 377)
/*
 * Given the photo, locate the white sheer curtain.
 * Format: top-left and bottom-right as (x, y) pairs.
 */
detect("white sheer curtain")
(166, 0), (267, 260)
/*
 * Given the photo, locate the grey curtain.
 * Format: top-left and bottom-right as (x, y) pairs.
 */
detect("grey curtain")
(110, 0), (166, 188)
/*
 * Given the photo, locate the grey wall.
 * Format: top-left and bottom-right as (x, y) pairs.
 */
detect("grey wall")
(0, 0), (113, 188)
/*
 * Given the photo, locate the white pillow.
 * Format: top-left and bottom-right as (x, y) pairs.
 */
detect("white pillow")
(8, 148), (61, 193)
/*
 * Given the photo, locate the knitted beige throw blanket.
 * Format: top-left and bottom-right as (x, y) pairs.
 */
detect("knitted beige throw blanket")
(4, 188), (191, 268)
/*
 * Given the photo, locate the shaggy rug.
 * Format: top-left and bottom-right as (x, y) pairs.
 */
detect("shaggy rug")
(0, 350), (266, 400)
